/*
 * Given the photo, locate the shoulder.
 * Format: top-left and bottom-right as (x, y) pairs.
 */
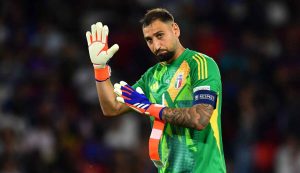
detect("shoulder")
(184, 49), (221, 81)
(184, 49), (218, 69)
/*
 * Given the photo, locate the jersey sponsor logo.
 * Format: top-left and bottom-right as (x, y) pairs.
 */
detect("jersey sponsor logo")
(175, 73), (183, 89)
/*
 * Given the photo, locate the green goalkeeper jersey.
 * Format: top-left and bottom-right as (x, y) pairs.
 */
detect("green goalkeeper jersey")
(133, 49), (226, 173)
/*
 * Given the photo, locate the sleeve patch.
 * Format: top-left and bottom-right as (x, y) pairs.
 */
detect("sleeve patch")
(193, 85), (211, 92)
(193, 90), (217, 108)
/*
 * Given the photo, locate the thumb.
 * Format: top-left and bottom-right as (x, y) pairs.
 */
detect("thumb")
(107, 44), (119, 56)
(136, 87), (145, 94)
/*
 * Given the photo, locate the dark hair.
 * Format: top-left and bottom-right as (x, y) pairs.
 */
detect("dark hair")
(140, 8), (174, 27)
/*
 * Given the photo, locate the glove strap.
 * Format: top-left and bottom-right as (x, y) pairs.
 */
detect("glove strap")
(145, 104), (165, 120)
(149, 119), (166, 168)
(94, 65), (111, 82)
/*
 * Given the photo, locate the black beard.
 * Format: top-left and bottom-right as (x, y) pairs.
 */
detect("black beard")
(156, 51), (175, 62)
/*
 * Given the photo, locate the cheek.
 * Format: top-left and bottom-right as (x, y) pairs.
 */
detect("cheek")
(147, 43), (155, 53)
(164, 34), (176, 49)
(165, 36), (176, 50)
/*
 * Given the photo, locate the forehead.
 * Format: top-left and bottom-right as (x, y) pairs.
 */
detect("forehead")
(142, 20), (171, 37)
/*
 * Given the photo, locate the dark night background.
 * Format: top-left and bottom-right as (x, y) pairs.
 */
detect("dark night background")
(0, 0), (299, 173)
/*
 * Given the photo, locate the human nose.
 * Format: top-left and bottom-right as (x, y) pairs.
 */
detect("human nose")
(153, 39), (161, 53)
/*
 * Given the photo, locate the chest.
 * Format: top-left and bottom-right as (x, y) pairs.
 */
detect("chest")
(147, 61), (192, 106)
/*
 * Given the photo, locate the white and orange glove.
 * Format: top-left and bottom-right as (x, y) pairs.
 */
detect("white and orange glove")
(114, 81), (165, 120)
(86, 22), (119, 82)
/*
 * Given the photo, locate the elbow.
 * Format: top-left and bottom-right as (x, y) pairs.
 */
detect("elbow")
(100, 104), (122, 117)
(102, 109), (119, 117)
(192, 105), (213, 131)
(194, 123), (207, 131)
(193, 118), (210, 131)
(102, 111), (113, 117)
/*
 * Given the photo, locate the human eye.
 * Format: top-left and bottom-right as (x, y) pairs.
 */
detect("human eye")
(157, 33), (164, 39)
(145, 38), (152, 44)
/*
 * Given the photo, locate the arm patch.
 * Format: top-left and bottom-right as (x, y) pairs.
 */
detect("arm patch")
(193, 90), (217, 109)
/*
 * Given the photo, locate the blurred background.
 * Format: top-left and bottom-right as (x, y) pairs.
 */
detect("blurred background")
(0, 0), (299, 173)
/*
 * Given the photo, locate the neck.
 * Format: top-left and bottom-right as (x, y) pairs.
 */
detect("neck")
(166, 44), (185, 64)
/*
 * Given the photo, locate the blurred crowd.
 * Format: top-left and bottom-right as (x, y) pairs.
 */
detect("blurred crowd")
(0, 0), (299, 173)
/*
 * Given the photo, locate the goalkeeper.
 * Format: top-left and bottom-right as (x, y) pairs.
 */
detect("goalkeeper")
(85, 8), (226, 173)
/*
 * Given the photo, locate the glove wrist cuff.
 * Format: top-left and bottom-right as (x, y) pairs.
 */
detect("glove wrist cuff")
(147, 104), (165, 120)
(94, 65), (111, 82)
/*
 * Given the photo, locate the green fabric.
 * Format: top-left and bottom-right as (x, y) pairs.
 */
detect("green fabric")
(133, 49), (226, 173)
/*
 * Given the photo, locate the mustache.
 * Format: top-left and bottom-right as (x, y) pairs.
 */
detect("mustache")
(155, 49), (168, 55)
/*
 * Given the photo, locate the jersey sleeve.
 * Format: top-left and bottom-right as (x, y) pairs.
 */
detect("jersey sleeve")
(189, 53), (222, 108)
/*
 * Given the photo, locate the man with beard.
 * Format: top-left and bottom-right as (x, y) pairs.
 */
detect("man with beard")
(85, 8), (226, 173)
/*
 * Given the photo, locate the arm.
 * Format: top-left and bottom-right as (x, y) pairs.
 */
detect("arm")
(162, 104), (214, 131)
(114, 81), (215, 130)
(86, 22), (130, 116)
(96, 79), (131, 116)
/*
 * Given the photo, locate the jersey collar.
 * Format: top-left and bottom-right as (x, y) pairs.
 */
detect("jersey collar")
(159, 48), (189, 67)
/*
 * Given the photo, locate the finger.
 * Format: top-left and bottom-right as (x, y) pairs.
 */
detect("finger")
(102, 25), (108, 43)
(86, 31), (92, 45)
(113, 83), (123, 95)
(120, 89), (132, 98)
(116, 96), (125, 103)
(114, 83), (121, 90)
(96, 22), (103, 41)
(107, 44), (119, 57)
(113, 88), (122, 96)
(114, 83), (134, 97)
(119, 81), (134, 93)
(122, 83), (135, 92)
(120, 81), (133, 90)
(136, 87), (145, 94)
(91, 24), (96, 42)
(121, 85), (134, 93)
(120, 81), (128, 86)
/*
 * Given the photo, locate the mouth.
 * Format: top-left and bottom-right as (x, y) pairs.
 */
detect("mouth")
(155, 50), (174, 62)
(156, 50), (168, 56)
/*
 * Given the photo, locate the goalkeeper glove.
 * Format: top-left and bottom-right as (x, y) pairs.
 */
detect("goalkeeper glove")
(114, 81), (165, 120)
(86, 22), (119, 81)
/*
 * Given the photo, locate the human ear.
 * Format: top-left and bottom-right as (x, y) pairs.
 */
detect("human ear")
(172, 23), (180, 37)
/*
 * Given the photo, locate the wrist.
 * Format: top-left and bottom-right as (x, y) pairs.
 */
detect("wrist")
(145, 104), (165, 120)
(159, 107), (165, 120)
(93, 64), (106, 69)
(94, 65), (111, 82)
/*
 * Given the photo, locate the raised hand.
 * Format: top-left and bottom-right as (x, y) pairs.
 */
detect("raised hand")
(86, 22), (119, 69)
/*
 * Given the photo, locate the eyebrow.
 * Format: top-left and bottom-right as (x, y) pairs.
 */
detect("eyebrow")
(144, 31), (164, 40)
